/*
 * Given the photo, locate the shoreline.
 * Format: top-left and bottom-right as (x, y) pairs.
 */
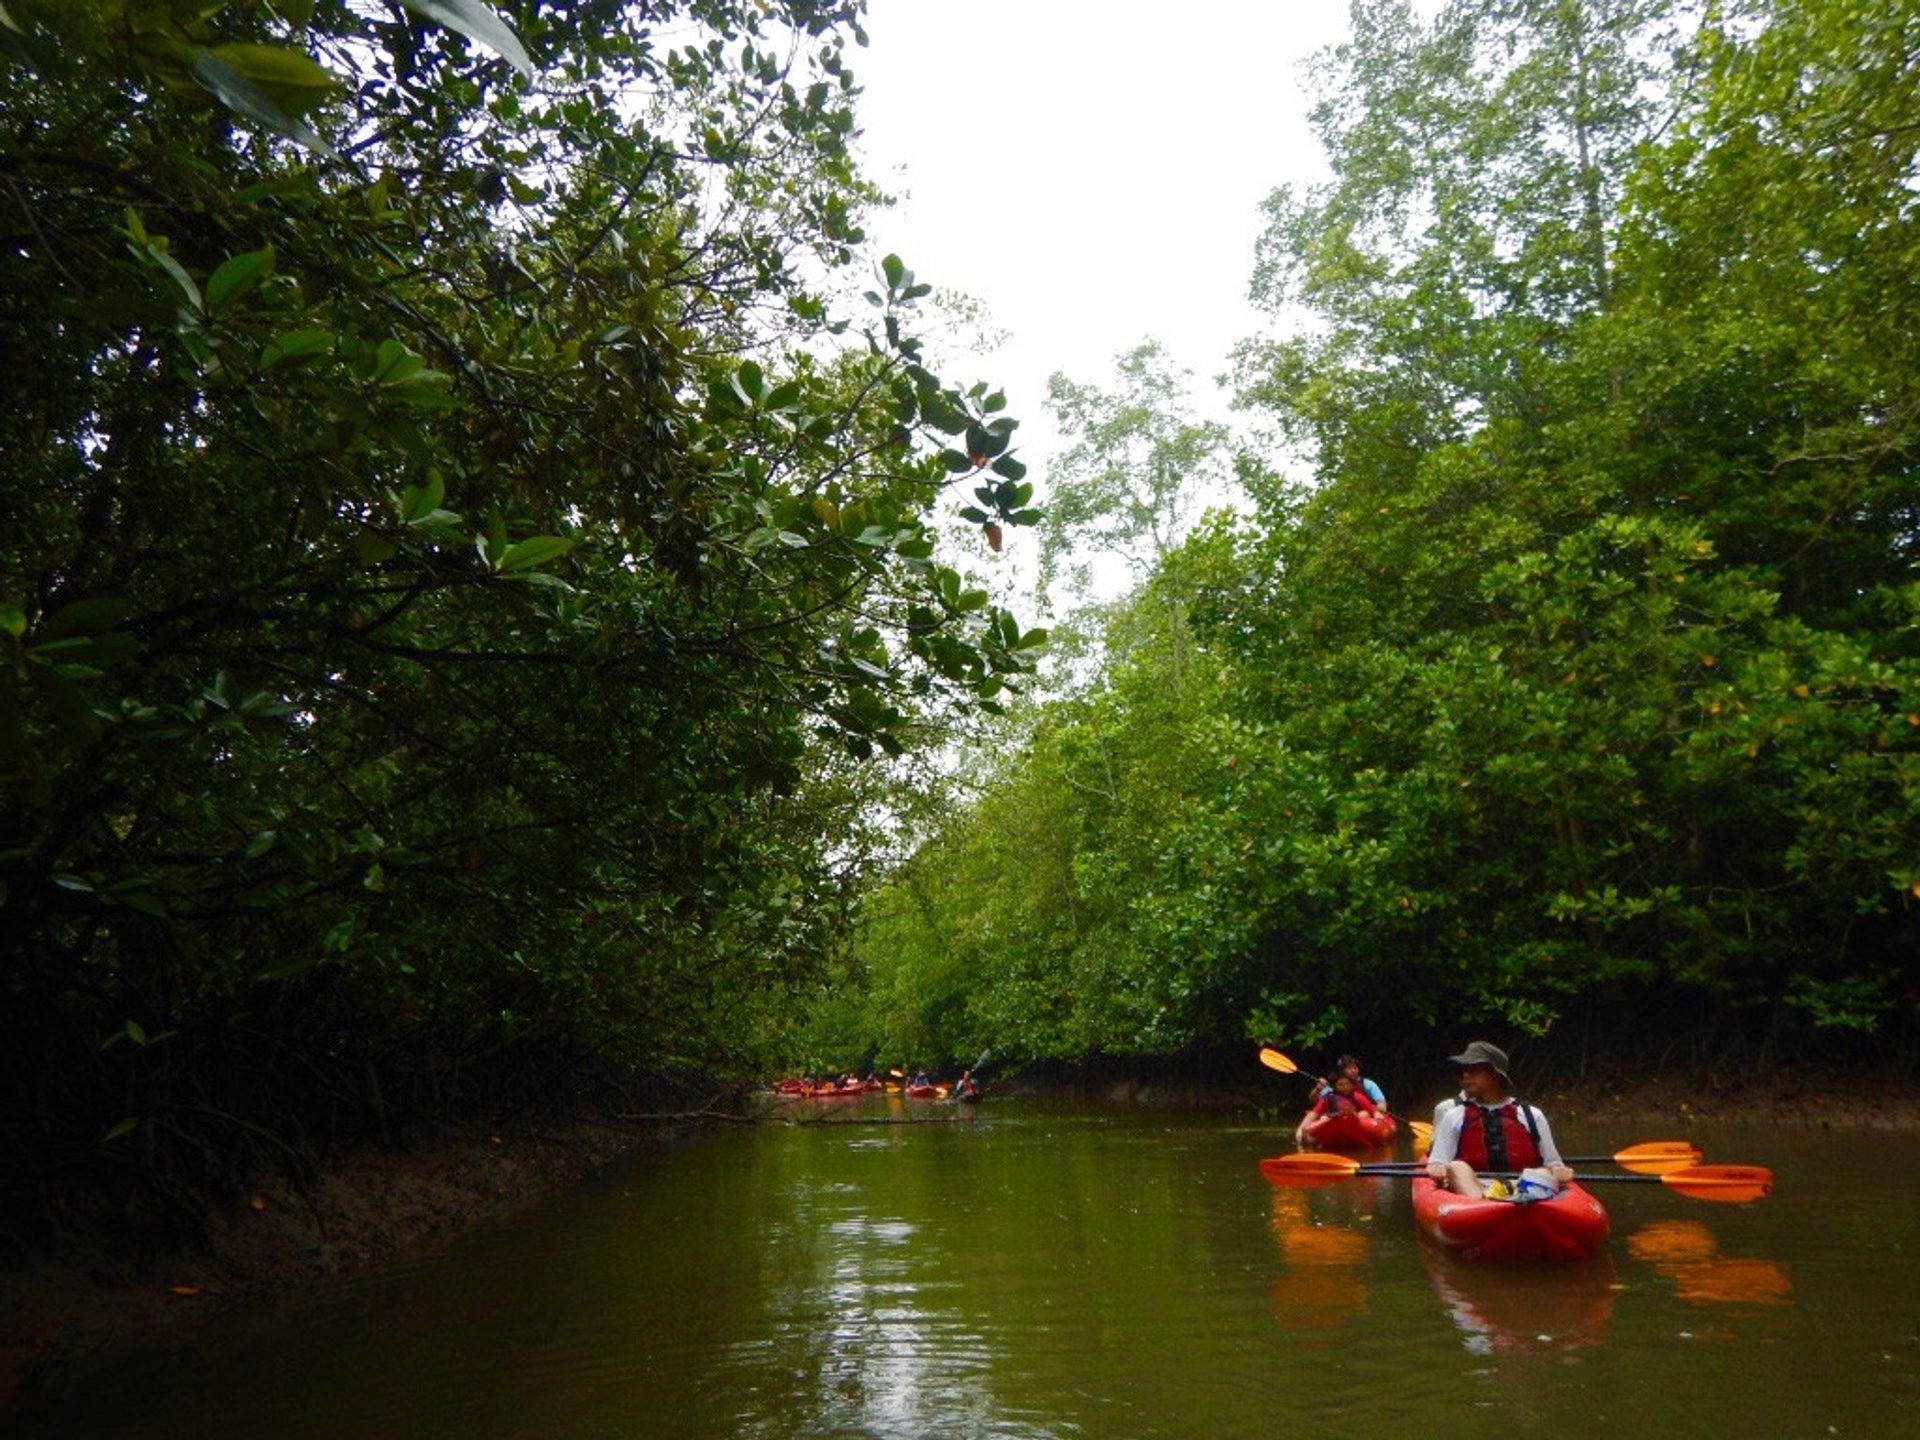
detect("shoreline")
(2, 1116), (671, 1408)
(8, 1068), (1920, 1405)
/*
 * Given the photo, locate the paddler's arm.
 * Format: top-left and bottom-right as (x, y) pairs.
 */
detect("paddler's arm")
(1531, 1107), (1575, 1182)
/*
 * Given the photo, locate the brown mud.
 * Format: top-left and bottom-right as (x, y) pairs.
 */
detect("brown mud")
(6, 1068), (1919, 1407)
(1, 1116), (672, 1408)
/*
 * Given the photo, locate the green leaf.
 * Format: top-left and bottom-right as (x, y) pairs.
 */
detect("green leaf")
(207, 44), (338, 116)
(261, 327), (334, 368)
(372, 338), (426, 384)
(188, 47), (338, 158)
(142, 244), (202, 313)
(38, 597), (133, 640)
(254, 955), (325, 983)
(731, 359), (765, 404)
(496, 535), (573, 573)
(396, 0), (536, 79)
(102, 1118), (141, 1142)
(355, 532), (398, 565)
(399, 473), (446, 523)
(205, 245), (274, 313)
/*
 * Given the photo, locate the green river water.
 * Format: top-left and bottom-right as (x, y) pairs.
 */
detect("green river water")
(15, 1095), (1920, 1439)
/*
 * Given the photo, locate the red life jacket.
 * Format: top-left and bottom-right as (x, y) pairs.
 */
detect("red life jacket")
(1456, 1101), (1543, 1171)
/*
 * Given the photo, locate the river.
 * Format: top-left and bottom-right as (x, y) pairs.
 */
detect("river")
(15, 1094), (1919, 1438)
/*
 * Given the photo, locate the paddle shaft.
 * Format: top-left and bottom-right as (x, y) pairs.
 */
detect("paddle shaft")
(1346, 1165), (1762, 1188)
(1348, 1154), (1685, 1171)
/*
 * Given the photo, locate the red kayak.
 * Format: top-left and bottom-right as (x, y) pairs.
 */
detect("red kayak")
(1412, 1176), (1610, 1261)
(1299, 1111), (1396, 1150)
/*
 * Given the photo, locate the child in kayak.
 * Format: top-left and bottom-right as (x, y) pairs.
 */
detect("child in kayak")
(1294, 1073), (1383, 1144)
(1315, 1054), (1387, 1109)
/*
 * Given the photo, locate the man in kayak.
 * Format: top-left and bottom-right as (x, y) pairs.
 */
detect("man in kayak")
(1425, 1041), (1574, 1197)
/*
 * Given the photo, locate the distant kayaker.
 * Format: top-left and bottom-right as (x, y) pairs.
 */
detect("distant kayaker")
(1313, 1054), (1386, 1109)
(952, 1068), (980, 1100)
(1294, 1073), (1383, 1144)
(1425, 1041), (1573, 1197)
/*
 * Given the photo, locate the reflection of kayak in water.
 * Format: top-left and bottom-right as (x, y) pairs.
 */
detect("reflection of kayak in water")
(1413, 1176), (1609, 1261)
(1626, 1220), (1792, 1308)
(1299, 1111), (1396, 1150)
(1267, 1189), (1370, 1334)
(1269, 1267), (1370, 1334)
(1422, 1243), (1616, 1354)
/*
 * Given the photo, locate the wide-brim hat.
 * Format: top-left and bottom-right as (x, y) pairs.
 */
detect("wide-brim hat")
(1447, 1040), (1510, 1078)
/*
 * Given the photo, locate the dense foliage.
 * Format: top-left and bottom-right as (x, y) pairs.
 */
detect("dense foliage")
(846, 0), (1919, 1070)
(0, 0), (1043, 1234)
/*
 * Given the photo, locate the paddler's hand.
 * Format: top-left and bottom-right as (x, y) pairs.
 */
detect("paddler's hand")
(1426, 1161), (1447, 1180)
(1550, 1163), (1573, 1183)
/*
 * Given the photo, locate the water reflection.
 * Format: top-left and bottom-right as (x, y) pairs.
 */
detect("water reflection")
(1421, 1246), (1616, 1355)
(1266, 1186), (1373, 1338)
(1625, 1219), (1793, 1310)
(771, 1196), (1025, 1439)
(17, 1108), (1909, 1440)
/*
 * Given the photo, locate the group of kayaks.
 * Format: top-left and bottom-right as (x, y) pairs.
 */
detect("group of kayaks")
(771, 1075), (979, 1102)
(1278, 1097), (1619, 1262)
(1266, 1123), (1768, 1262)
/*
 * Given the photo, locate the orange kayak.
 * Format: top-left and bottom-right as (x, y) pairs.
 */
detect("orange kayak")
(1412, 1176), (1610, 1261)
(1299, 1111), (1396, 1150)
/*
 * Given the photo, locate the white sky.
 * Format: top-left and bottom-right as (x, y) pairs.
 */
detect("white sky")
(852, 2), (1353, 457)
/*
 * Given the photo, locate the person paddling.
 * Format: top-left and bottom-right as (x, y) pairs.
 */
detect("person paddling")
(1294, 1073), (1383, 1145)
(1314, 1053), (1386, 1109)
(1424, 1042), (1573, 1198)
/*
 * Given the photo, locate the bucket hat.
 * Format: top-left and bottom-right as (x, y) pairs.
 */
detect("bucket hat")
(1447, 1040), (1510, 1078)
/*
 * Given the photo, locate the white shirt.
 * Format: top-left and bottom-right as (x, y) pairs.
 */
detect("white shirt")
(1427, 1097), (1564, 1169)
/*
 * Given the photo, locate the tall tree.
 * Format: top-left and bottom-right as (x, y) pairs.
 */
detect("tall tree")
(1209, 0), (1919, 1045)
(0, 0), (1042, 1232)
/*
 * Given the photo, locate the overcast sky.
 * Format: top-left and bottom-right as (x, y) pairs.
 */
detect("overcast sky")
(852, 2), (1353, 456)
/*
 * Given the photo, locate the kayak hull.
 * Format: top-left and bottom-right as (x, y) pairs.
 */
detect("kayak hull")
(1300, 1112), (1396, 1150)
(1412, 1177), (1610, 1261)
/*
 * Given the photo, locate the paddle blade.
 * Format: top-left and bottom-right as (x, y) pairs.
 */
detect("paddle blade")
(1258, 1046), (1303, 1077)
(1259, 1153), (1360, 1186)
(1662, 1164), (1773, 1203)
(1615, 1141), (1702, 1175)
(1409, 1119), (1434, 1146)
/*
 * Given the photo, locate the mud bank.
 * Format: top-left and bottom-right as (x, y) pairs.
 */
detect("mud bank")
(1, 1116), (670, 1407)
